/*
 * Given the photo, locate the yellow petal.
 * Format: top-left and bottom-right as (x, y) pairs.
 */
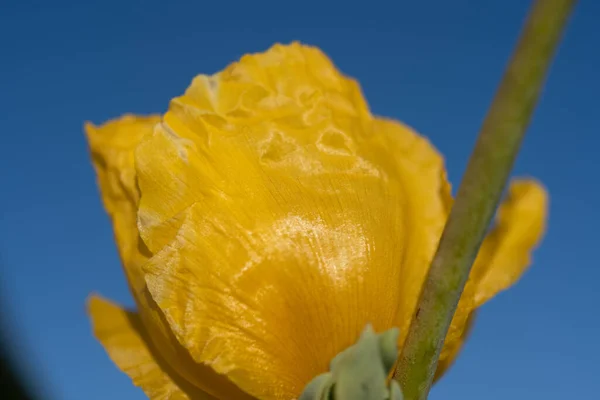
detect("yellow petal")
(471, 179), (548, 306)
(371, 117), (453, 343)
(87, 117), (252, 399)
(138, 43), (451, 399)
(86, 114), (161, 281)
(86, 116), (171, 359)
(88, 295), (215, 400)
(434, 312), (475, 382)
(438, 278), (475, 367)
(438, 179), (547, 374)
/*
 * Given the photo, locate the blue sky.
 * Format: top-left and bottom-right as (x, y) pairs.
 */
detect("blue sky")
(0, 1), (598, 399)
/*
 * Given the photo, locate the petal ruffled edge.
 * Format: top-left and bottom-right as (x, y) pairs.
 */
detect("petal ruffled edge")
(85, 114), (161, 284)
(471, 179), (548, 307)
(435, 179), (547, 380)
(88, 295), (217, 400)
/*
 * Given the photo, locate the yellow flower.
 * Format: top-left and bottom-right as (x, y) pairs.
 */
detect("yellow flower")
(86, 43), (548, 400)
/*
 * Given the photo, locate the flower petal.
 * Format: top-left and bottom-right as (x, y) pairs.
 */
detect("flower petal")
(86, 114), (161, 282)
(370, 117), (453, 342)
(433, 312), (475, 382)
(87, 117), (251, 399)
(471, 179), (548, 306)
(138, 43), (451, 399)
(88, 295), (215, 400)
(438, 179), (547, 373)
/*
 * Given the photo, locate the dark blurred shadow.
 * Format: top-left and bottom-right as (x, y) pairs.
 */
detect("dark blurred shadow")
(1, 254), (37, 400)
(1, 345), (36, 400)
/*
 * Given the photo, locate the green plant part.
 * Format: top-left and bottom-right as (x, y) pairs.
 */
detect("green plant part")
(394, 1), (577, 399)
(300, 325), (403, 400)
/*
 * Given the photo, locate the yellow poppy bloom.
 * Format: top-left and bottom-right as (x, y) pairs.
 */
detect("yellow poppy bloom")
(86, 42), (548, 400)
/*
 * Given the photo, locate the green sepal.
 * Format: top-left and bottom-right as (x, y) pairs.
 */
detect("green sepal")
(299, 324), (403, 400)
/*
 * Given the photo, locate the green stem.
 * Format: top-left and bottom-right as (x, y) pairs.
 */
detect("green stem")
(393, 1), (576, 399)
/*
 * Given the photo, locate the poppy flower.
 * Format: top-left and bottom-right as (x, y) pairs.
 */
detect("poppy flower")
(87, 42), (547, 400)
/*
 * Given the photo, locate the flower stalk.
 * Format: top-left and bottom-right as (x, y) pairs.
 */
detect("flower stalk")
(393, 1), (577, 399)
